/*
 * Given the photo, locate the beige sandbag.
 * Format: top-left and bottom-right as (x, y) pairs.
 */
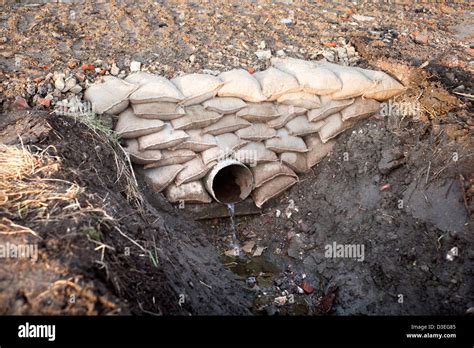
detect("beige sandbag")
(172, 129), (217, 152)
(131, 102), (185, 120)
(124, 139), (162, 165)
(171, 73), (223, 106)
(319, 61), (376, 100)
(201, 146), (223, 165)
(84, 76), (137, 114)
(233, 142), (278, 165)
(252, 175), (298, 208)
(143, 149), (196, 169)
(307, 96), (354, 122)
(236, 102), (280, 122)
(318, 113), (352, 143)
(277, 91), (321, 109)
(201, 133), (248, 165)
(217, 69), (266, 102)
(304, 135), (336, 167)
(202, 97), (247, 114)
(268, 105), (307, 129)
(171, 105), (223, 130)
(251, 162), (298, 188)
(126, 73), (184, 104)
(216, 133), (248, 153)
(265, 128), (308, 153)
(165, 181), (212, 203)
(285, 115), (324, 136)
(115, 108), (166, 139)
(253, 67), (301, 101)
(143, 164), (184, 193)
(175, 157), (215, 186)
(356, 68), (406, 101)
(138, 123), (189, 150)
(202, 114), (251, 136)
(340, 97), (380, 121)
(236, 123), (277, 141)
(271, 57), (342, 95)
(280, 152), (310, 174)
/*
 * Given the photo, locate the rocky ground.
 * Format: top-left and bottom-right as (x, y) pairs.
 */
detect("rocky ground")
(0, 1), (472, 315)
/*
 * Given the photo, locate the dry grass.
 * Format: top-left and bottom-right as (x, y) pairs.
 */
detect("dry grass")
(0, 143), (81, 235)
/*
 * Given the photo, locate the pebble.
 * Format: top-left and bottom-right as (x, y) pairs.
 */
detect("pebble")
(276, 49), (286, 57)
(255, 49), (272, 60)
(130, 60), (141, 72)
(352, 14), (375, 22)
(110, 63), (120, 76)
(63, 77), (77, 92)
(75, 71), (86, 82)
(69, 84), (82, 94)
(189, 54), (196, 64)
(25, 84), (36, 96)
(12, 96), (29, 109)
(54, 77), (65, 91)
(414, 31), (429, 45)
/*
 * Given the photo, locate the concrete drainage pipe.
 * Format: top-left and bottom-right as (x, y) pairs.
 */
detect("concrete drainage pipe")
(204, 159), (254, 204)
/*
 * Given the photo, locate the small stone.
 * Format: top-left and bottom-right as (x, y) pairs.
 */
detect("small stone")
(69, 84), (82, 94)
(255, 49), (272, 60)
(81, 64), (94, 71)
(63, 77), (76, 92)
(25, 84), (36, 96)
(12, 96), (29, 110)
(414, 31), (429, 45)
(280, 18), (293, 25)
(352, 14), (375, 21)
(94, 67), (101, 74)
(75, 71), (86, 82)
(242, 241), (256, 254)
(276, 49), (286, 57)
(67, 60), (77, 69)
(54, 77), (65, 91)
(37, 98), (51, 107)
(189, 54), (196, 64)
(130, 60), (141, 72)
(110, 63), (119, 76)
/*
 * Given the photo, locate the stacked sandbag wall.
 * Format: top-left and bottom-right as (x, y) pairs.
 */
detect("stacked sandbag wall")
(84, 57), (405, 208)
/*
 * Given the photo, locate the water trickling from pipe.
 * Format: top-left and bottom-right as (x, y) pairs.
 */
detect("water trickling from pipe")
(227, 203), (240, 256)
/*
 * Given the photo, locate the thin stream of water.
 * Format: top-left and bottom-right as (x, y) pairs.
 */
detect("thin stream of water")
(227, 203), (240, 255)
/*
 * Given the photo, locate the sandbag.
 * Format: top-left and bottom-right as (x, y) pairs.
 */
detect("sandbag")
(143, 149), (196, 169)
(271, 57), (342, 95)
(285, 115), (324, 136)
(202, 97), (247, 114)
(201, 133), (248, 165)
(304, 135), (336, 167)
(131, 102), (185, 120)
(277, 91), (321, 109)
(280, 152), (310, 174)
(319, 61), (376, 100)
(233, 142), (278, 165)
(340, 97), (380, 121)
(236, 102), (280, 122)
(202, 114), (251, 135)
(138, 123), (189, 150)
(127, 73), (184, 104)
(143, 164), (184, 193)
(171, 73), (223, 106)
(265, 128), (308, 153)
(356, 68), (406, 101)
(253, 67), (301, 101)
(318, 113), (349, 143)
(124, 139), (162, 165)
(171, 105), (223, 130)
(217, 69), (266, 102)
(307, 96), (354, 122)
(251, 162), (298, 188)
(115, 108), (166, 139)
(252, 175), (298, 208)
(175, 157), (215, 186)
(268, 104), (307, 129)
(165, 181), (212, 203)
(172, 129), (217, 152)
(236, 123), (277, 141)
(84, 76), (137, 114)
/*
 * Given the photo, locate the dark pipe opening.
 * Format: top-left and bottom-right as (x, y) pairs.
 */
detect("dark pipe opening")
(212, 165), (250, 204)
